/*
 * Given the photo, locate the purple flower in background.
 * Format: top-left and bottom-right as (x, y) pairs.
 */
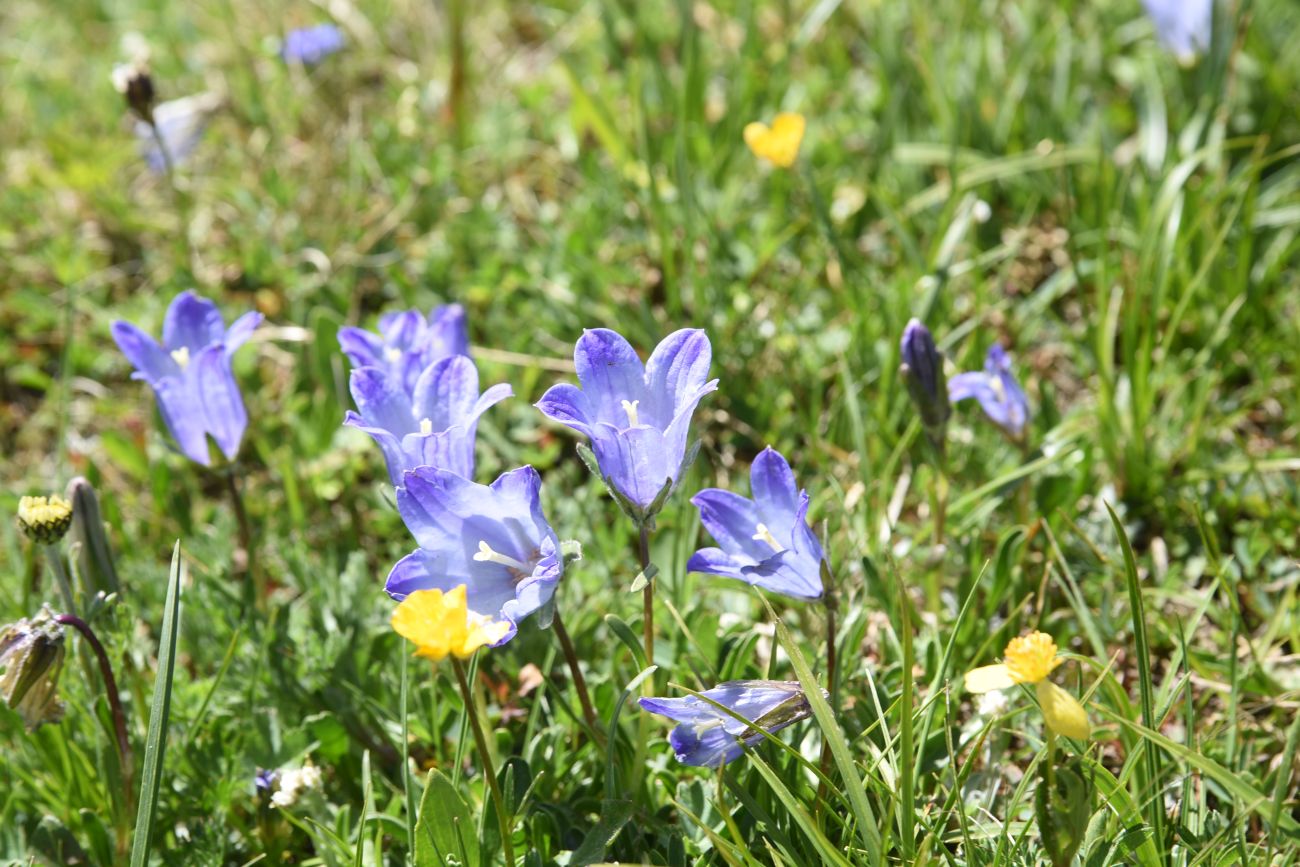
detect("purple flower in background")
(899, 319), (950, 441)
(344, 356), (511, 486)
(254, 769), (278, 792)
(281, 24), (346, 65)
(688, 447), (825, 600)
(949, 344), (1030, 440)
(386, 466), (562, 644)
(112, 291), (262, 466)
(639, 680), (817, 767)
(536, 328), (717, 516)
(338, 305), (470, 399)
(1142, 0), (1211, 59)
(134, 93), (221, 174)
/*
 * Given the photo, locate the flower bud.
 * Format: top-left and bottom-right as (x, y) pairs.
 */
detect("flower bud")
(899, 319), (950, 440)
(16, 496), (73, 545)
(112, 60), (155, 121)
(65, 477), (120, 596)
(0, 605), (67, 731)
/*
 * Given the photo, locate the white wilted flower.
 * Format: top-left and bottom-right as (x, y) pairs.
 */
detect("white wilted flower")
(270, 761), (323, 808)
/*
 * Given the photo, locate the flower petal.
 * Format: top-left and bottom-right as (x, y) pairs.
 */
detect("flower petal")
(337, 326), (383, 369)
(349, 368), (416, 437)
(574, 328), (647, 426)
(644, 328), (712, 425)
(162, 290), (224, 353)
(345, 412), (409, 486)
(111, 321), (177, 383)
(535, 383), (595, 437)
(412, 356), (480, 429)
(152, 376), (211, 466)
(964, 664), (1015, 694)
(590, 424), (672, 509)
(427, 304), (470, 359)
(686, 547), (747, 578)
(690, 489), (768, 564)
(194, 344), (248, 461)
(224, 311), (263, 353)
(750, 447), (799, 530)
(1036, 680), (1090, 740)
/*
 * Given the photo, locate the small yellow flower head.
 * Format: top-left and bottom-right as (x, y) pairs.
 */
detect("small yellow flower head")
(16, 496), (74, 545)
(744, 112), (806, 168)
(391, 585), (510, 662)
(1003, 631), (1062, 684)
(965, 630), (1089, 740)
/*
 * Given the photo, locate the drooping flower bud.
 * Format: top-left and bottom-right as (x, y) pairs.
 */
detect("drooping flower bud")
(899, 319), (950, 444)
(0, 605), (67, 731)
(112, 60), (156, 122)
(16, 496), (73, 545)
(65, 477), (120, 596)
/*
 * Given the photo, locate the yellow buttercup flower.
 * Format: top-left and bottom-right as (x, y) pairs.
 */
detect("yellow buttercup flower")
(965, 631), (1089, 740)
(391, 585), (510, 662)
(743, 112), (805, 168)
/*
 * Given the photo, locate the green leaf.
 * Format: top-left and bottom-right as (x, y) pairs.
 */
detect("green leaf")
(414, 770), (480, 867)
(629, 563), (658, 593)
(760, 595), (882, 865)
(570, 798), (634, 867)
(129, 541), (184, 867)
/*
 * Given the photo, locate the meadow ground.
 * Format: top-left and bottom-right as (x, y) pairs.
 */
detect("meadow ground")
(3, 0), (1300, 864)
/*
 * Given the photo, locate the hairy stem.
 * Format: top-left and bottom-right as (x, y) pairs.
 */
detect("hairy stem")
(451, 657), (516, 867)
(55, 614), (132, 796)
(552, 611), (602, 740)
(637, 522), (653, 668)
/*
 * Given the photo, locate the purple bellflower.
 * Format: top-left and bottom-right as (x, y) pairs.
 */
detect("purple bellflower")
(535, 328), (717, 518)
(281, 24), (346, 65)
(899, 318), (950, 445)
(1142, 0), (1211, 59)
(134, 93), (221, 174)
(112, 291), (262, 466)
(338, 305), (470, 399)
(344, 355), (511, 486)
(948, 344), (1030, 441)
(639, 680), (817, 767)
(687, 447), (825, 600)
(386, 466), (563, 644)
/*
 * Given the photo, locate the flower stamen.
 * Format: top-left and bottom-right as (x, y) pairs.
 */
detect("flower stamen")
(170, 346), (190, 369)
(419, 418), (433, 435)
(751, 523), (784, 553)
(620, 399), (640, 427)
(473, 540), (528, 573)
(1002, 631), (1061, 684)
(385, 347), (402, 362)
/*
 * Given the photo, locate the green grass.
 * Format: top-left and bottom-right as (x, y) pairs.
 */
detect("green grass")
(3, 0), (1300, 863)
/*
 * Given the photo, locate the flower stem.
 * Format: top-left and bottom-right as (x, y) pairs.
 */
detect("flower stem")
(55, 613), (132, 797)
(637, 522), (653, 669)
(44, 545), (77, 615)
(223, 468), (261, 601)
(451, 656), (516, 867)
(551, 611), (601, 739)
(815, 564), (839, 818)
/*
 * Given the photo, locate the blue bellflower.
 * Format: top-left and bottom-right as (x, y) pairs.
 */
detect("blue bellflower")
(134, 93), (221, 174)
(535, 328), (717, 515)
(948, 344), (1030, 440)
(1142, 0), (1211, 59)
(688, 447), (825, 600)
(112, 291), (262, 466)
(338, 305), (470, 399)
(639, 680), (817, 767)
(344, 355), (511, 486)
(899, 318), (950, 440)
(281, 24), (346, 65)
(386, 466), (563, 644)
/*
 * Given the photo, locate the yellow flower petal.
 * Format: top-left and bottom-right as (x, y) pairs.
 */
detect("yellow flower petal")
(1002, 631), (1062, 684)
(964, 664), (1015, 693)
(1036, 680), (1090, 740)
(744, 112), (805, 168)
(391, 585), (506, 663)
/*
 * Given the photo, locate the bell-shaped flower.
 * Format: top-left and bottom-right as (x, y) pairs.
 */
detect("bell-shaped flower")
(281, 24), (346, 65)
(948, 344), (1030, 441)
(899, 318), (950, 442)
(639, 680), (817, 767)
(535, 328), (718, 517)
(338, 305), (469, 399)
(965, 631), (1089, 740)
(344, 355), (511, 486)
(111, 290), (262, 466)
(134, 93), (221, 174)
(1142, 0), (1211, 60)
(687, 447), (825, 600)
(386, 466), (563, 644)
(0, 605), (67, 732)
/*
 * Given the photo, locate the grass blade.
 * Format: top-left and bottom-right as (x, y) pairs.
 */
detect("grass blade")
(129, 541), (184, 867)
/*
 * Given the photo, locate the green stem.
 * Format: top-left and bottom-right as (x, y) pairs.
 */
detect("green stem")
(552, 611), (602, 741)
(637, 522), (653, 668)
(451, 657), (516, 867)
(44, 545), (76, 615)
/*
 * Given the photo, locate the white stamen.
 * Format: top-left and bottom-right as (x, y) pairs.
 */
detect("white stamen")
(385, 347), (402, 362)
(752, 523), (784, 553)
(170, 346), (190, 369)
(693, 718), (725, 737)
(621, 399), (640, 427)
(419, 418), (433, 435)
(473, 540), (528, 572)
